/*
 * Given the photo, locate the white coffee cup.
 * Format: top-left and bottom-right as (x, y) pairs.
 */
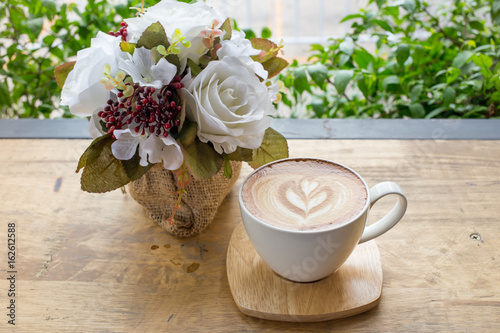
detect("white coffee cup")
(239, 158), (407, 283)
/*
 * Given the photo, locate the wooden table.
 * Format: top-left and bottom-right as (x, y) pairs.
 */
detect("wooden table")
(1, 138), (499, 332)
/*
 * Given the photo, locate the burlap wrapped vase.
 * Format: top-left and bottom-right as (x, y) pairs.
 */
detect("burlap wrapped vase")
(128, 161), (241, 237)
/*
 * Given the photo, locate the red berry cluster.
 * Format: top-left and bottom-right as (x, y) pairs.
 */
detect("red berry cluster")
(97, 76), (185, 139)
(109, 22), (128, 41)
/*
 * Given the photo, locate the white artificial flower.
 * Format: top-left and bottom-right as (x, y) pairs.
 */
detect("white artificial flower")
(216, 30), (268, 80)
(124, 1), (224, 69)
(111, 129), (183, 170)
(61, 32), (126, 116)
(119, 47), (177, 88)
(217, 31), (258, 58)
(181, 56), (275, 154)
(88, 111), (106, 139)
(267, 82), (280, 102)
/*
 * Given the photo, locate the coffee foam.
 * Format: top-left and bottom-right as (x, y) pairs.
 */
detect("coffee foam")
(241, 159), (367, 231)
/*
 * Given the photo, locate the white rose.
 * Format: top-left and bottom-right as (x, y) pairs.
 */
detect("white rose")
(216, 30), (268, 80)
(60, 32), (126, 116)
(125, 1), (223, 67)
(181, 56), (275, 154)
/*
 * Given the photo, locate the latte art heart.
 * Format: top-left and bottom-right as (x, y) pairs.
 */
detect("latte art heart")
(280, 179), (334, 223)
(242, 160), (367, 231)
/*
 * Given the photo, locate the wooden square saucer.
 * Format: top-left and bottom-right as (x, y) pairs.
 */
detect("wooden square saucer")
(226, 223), (383, 322)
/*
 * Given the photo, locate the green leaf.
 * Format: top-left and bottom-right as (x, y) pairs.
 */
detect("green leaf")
(165, 54), (181, 73)
(353, 49), (374, 69)
(334, 70), (354, 95)
(494, 0), (500, 14)
(77, 135), (116, 174)
(410, 84), (423, 102)
(178, 121), (197, 147)
(9, 6), (25, 32)
(179, 122), (223, 179)
(220, 18), (232, 41)
(243, 29), (256, 39)
(182, 138), (223, 179)
(0, 81), (12, 107)
(480, 68), (492, 80)
(79, 136), (133, 193)
(261, 27), (272, 39)
(463, 106), (488, 118)
(227, 147), (253, 161)
(376, 0), (387, 8)
(384, 5), (400, 19)
(430, 40), (444, 58)
(223, 154), (232, 179)
(435, 70), (447, 78)
(412, 44), (425, 62)
(452, 51), (473, 68)
(493, 0), (500, 22)
(27, 18), (44, 42)
(469, 20), (484, 31)
(409, 103), (425, 118)
(495, 78), (500, 92)
(338, 54), (351, 67)
(136, 22), (170, 50)
(311, 97), (326, 117)
(250, 38), (274, 50)
(425, 106), (446, 119)
(490, 91), (500, 102)
(121, 150), (153, 181)
(248, 128), (289, 169)
(357, 78), (369, 99)
(474, 44), (494, 53)
(446, 67), (461, 84)
(187, 58), (202, 76)
(43, 35), (56, 46)
(396, 43), (410, 67)
(372, 19), (393, 32)
(393, 0), (416, 13)
(99, 120), (108, 134)
(54, 61), (76, 89)
(293, 67), (310, 94)
(382, 75), (400, 90)
(114, 4), (128, 17)
(262, 57), (288, 79)
(250, 38), (279, 63)
(307, 63), (329, 86)
(340, 13), (364, 23)
(76, 136), (106, 174)
(232, 18), (240, 31)
(310, 44), (325, 53)
(339, 38), (355, 56)
(50, 47), (65, 61)
(472, 54), (493, 69)
(442, 86), (455, 106)
(29, 0), (42, 15)
(41, 0), (57, 19)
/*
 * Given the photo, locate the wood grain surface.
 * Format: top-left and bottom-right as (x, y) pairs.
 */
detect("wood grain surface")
(227, 223), (382, 322)
(0, 139), (499, 332)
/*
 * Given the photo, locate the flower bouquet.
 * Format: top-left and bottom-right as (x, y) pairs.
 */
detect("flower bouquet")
(55, 0), (289, 237)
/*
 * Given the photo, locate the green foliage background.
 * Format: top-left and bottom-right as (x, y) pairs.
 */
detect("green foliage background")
(279, 0), (500, 119)
(1, 0), (499, 119)
(0, 0), (161, 118)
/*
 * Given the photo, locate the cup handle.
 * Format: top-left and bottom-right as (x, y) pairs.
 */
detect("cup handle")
(359, 181), (407, 244)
